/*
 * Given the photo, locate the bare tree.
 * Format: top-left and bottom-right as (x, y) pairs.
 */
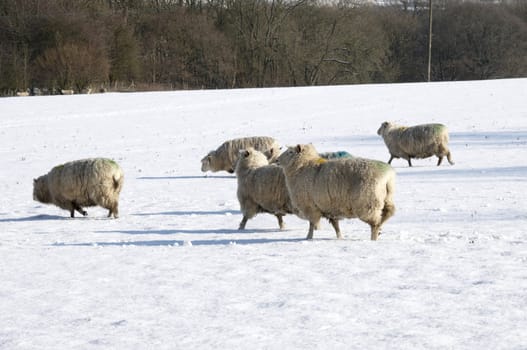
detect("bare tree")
(35, 42), (109, 91)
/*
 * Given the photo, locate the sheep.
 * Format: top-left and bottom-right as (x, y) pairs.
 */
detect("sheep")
(277, 144), (396, 240)
(235, 147), (294, 230)
(319, 151), (353, 160)
(33, 158), (124, 218)
(201, 136), (280, 174)
(377, 121), (454, 167)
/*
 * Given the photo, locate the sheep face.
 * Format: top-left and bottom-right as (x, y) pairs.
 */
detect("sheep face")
(277, 144), (319, 168)
(377, 121), (394, 136)
(276, 145), (300, 168)
(33, 176), (51, 203)
(200, 151), (214, 172)
(237, 148), (269, 169)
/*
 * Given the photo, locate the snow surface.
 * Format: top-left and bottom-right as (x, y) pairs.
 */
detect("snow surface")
(1, 79), (526, 349)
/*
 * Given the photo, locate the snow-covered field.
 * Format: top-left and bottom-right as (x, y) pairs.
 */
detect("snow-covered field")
(1, 79), (526, 349)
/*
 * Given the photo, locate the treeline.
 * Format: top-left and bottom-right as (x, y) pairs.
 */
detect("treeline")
(1, 0), (526, 95)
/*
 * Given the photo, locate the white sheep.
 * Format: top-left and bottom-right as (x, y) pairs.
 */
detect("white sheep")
(235, 147), (293, 230)
(377, 121), (454, 167)
(201, 136), (280, 173)
(277, 144), (396, 240)
(33, 158), (124, 218)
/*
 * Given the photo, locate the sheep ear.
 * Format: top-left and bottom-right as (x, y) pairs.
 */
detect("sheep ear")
(295, 144), (303, 153)
(269, 148), (274, 156)
(239, 149), (249, 157)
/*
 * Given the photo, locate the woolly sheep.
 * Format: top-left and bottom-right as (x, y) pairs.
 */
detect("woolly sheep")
(201, 136), (280, 173)
(33, 158), (124, 218)
(235, 147), (293, 230)
(319, 151), (353, 160)
(377, 121), (454, 167)
(277, 144), (396, 240)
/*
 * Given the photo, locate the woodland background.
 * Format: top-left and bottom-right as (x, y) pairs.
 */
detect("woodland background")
(1, 0), (526, 95)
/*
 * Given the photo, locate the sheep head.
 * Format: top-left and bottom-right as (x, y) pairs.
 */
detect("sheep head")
(236, 147), (269, 171)
(277, 144), (320, 170)
(200, 151), (215, 172)
(33, 176), (51, 203)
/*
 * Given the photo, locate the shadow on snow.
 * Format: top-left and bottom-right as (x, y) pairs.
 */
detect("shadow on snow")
(397, 165), (527, 181)
(137, 175), (234, 180)
(0, 214), (66, 222)
(1, 210), (242, 222)
(52, 237), (305, 247)
(449, 130), (527, 147)
(94, 227), (280, 235)
(132, 209), (240, 216)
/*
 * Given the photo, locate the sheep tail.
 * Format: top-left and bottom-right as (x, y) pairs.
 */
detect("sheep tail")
(113, 174), (123, 191)
(381, 177), (396, 225)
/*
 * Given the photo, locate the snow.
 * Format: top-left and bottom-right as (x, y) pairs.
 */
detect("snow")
(1, 79), (526, 349)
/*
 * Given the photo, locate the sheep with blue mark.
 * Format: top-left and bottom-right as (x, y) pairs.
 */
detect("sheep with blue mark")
(277, 144), (396, 240)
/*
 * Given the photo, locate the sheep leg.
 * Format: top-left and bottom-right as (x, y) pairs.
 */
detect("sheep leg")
(307, 222), (316, 240)
(72, 202), (87, 217)
(108, 203), (119, 218)
(407, 157), (412, 167)
(238, 216), (248, 230)
(329, 218), (342, 239)
(437, 156), (443, 166)
(388, 155), (394, 164)
(370, 225), (381, 241)
(276, 214), (285, 230)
